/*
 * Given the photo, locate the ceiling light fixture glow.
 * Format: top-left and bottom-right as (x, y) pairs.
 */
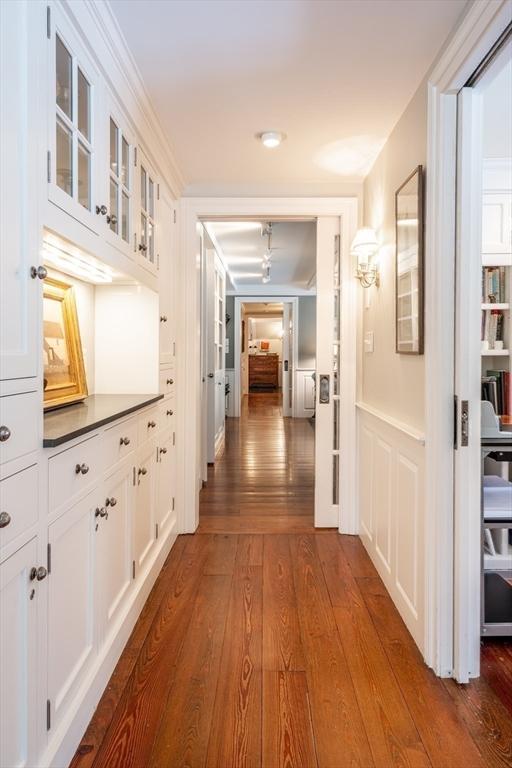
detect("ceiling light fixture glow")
(260, 131), (284, 149)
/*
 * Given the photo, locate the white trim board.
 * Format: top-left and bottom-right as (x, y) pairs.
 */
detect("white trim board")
(178, 197), (359, 535)
(356, 402), (426, 445)
(424, 0), (512, 680)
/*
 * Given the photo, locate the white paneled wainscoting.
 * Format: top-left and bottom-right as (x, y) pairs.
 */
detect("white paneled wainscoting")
(356, 403), (426, 653)
(294, 369), (316, 418)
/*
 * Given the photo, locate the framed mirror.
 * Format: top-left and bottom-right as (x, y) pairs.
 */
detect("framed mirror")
(395, 165), (424, 354)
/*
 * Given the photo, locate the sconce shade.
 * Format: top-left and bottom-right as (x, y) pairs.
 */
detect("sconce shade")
(350, 227), (378, 262)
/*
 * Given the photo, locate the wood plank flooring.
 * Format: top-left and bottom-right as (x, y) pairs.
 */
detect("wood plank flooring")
(71, 394), (512, 768)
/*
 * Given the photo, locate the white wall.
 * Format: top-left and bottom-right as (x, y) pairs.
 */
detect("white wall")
(358, 80), (427, 653)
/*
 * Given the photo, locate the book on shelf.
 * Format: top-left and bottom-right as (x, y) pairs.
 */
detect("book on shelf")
(482, 266), (507, 303)
(482, 370), (511, 416)
(481, 308), (505, 346)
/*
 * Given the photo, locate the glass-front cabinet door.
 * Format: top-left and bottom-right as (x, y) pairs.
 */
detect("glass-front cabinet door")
(48, 8), (101, 232)
(104, 106), (135, 258)
(138, 149), (159, 275)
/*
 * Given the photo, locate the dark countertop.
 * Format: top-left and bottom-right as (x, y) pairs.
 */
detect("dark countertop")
(43, 393), (164, 447)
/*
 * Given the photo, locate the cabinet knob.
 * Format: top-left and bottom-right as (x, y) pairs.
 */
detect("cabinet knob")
(166, 378), (174, 386)
(159, 447), (167, 455)
(160, 315), (168, 323)
(207, 373), (214, 379)
(95, 204), (107, 216)
(75, 463), (89, 475)
(0, 511), (11, 528)
(138, 467), (147, 476)
(95, 507), (108, 519)
(30, 265), (47, 280)
(138, 243), (148, 252)
(119, 436), (131, 446)
(106, 213), (118, 226)
(166, 409), (173, 416)
(30, 566), (48, 582)
(148, 420), (156, 428)
(105, 497), (117, 507)
(0, 425), (11, 442)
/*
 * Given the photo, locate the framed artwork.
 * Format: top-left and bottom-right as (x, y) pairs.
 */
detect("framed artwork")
(43, 276), (88, 410)
(395, 165), (424, 354)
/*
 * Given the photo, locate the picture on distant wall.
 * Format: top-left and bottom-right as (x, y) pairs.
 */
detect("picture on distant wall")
(395, 165), (424, 354)
(43, 276), (88, 410)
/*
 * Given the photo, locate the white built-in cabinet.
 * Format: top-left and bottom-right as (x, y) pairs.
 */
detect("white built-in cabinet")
(0, 2), (179, 766)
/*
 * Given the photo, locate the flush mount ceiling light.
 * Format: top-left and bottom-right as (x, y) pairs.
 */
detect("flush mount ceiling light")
(259, 131), (285, 149)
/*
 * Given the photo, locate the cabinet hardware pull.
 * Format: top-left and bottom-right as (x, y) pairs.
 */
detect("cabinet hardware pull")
(75, 463), (89, 475)
(119, 436), (131, 446)
(166, 409), (173, 416)
(106, 213), (118, 226)
(138, 467), (147, 476)
(160, 315), (168, 322)
(0, 425), (11, 442)
(159, 447), (167, 455)
(207, 373), (214, 378)
(148, 420), (156, 428)
(30, 265), (47, 280)
(30, 566), (48, 581)
(95, 204), (107, 216)
(138, 243), (148, 252)
(95, 507), (108, 519)
(105, 497), (117, 507)
(0, 511), (11, 528)
(166, 378), (174, 385)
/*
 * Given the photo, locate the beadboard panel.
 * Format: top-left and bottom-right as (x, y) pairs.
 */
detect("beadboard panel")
(358, 406), (425, 653)
(294, 369), (315, 418)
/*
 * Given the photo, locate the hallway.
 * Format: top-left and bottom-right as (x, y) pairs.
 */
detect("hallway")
(71, 398), (512, 768)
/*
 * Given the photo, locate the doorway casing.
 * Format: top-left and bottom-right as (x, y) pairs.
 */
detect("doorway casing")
(177, 197), (359, 535)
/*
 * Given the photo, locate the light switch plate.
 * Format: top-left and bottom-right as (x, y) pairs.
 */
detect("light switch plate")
(364, 331), (374, 353)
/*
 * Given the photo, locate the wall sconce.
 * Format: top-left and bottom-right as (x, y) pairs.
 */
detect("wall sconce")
(351, 227), (379, 288)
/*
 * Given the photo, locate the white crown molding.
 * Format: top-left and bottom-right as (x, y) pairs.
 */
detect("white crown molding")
(58, 0), (184, 199)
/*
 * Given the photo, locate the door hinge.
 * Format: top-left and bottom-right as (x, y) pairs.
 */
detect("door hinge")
(132, 560), (136, 579)
(134, 232), (137, 253)
(173, 432), (175, 446)
(157, 253), (160, 270)
(156, 446), (160, 463)
(172, 497), (175, 512)
(47, 543), (52, 574)
(155, 523), (159, 539)
(173, 209), (177, 224)
(157, 183), (160, 200)
(173, 341), (176, 356)
(47, 150), (51, 183)
(46, 699), (51, 731)
(134, 147), (137, 167)
(46, 6), (51, 38)
(132, 466), (136, 486)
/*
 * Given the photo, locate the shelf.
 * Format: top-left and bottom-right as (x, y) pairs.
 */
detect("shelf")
(482, 303), (509, 310)
(482, 349), (510, 356)
(483, 255), (512, 267)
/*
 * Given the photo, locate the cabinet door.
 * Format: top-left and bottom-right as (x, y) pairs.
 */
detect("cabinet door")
(0, 1), (39, 380)
(156, 428), (176, 535)
(47, 6), (103, 234)
(482, 193), (512, 258)
(133, 441), (156, 576)
(103, 100), (136, 260)
(48, 492), (96, 734)
(158, 195), (175, 365)
(96, 461), (132, 644)
(137, 149), (159, 275)
(0, 538), (38, 768)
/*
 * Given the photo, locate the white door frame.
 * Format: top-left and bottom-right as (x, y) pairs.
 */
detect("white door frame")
(177, 197), (358, 534)
(233, 296), (298, 417)
(424, 0), (512, 678)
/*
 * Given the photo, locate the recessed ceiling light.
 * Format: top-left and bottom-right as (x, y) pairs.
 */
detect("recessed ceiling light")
(259, 131), (284, 149)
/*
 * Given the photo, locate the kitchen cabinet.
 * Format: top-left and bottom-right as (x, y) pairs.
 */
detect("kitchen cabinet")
(482, 192), (512, 261)
(133, 439), (157, 575)
(158, 194), (176, 365)
(47, 492), (96, 735)
(0, 0), (39, 380)
(104, 100), (136, 259)
(96, 460), (133, 644)
(0, 538), (39, 768)
(137, 148), (159, 275)
(156, 428), (176, 536)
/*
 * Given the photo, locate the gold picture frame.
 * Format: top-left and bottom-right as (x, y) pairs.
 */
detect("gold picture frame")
(43, 277), (88, 410)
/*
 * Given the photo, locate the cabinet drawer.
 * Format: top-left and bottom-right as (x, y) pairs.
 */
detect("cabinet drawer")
(103, 416), (138, 470)
(0, 391), (39, 465)
(138, 405), (163, 444)
(159, 370), (175, 400)
(0, 464), (38, 551)
(49, 436), (100, 513)
(160, 400), (175, 428)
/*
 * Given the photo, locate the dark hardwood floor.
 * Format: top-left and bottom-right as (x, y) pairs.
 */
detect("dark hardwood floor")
(71, 394), (512, 768)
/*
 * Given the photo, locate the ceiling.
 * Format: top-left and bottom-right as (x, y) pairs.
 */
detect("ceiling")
(205, 221), (316, 293)
(109, 0), (466, 195)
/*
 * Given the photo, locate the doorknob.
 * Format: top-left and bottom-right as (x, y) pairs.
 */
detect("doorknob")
(30, 265), (47, 280)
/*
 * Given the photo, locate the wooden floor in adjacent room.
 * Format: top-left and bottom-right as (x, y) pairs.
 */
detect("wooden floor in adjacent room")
(71, 394), (512, 768)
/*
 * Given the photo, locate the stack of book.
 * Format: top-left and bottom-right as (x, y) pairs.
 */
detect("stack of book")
(482, 266), (507, 303)
(481, 309), (505, 346)
(482, 370), (511, 416)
